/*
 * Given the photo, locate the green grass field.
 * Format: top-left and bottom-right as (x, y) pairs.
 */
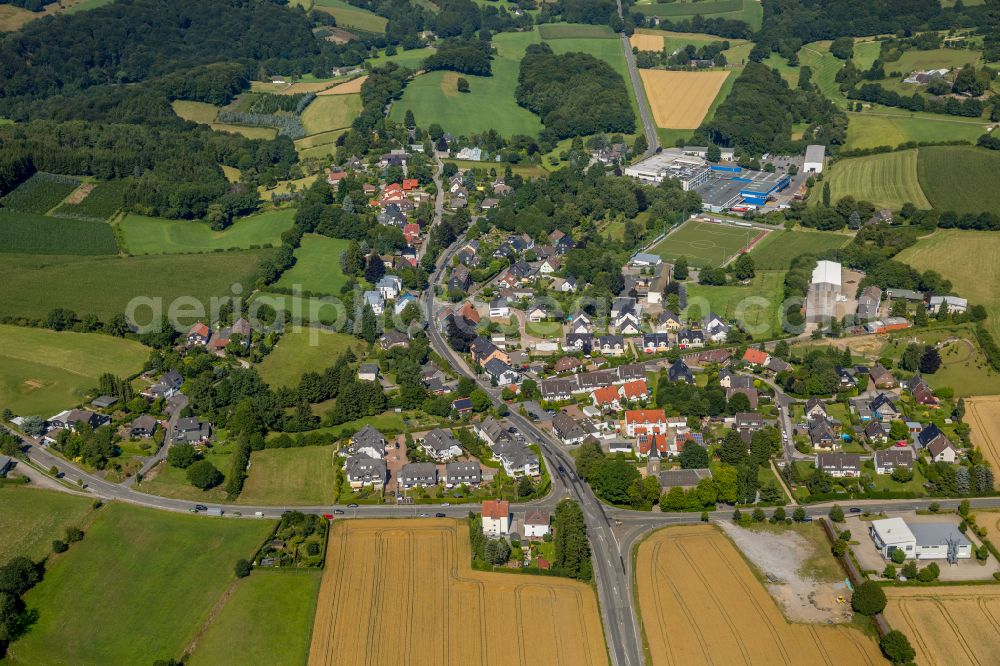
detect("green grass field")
(897, 230), (1000, 341)
(275, 234), (352, 296)
(366, 46), (435, 68)
(0, 210), (118, 255)
(172, 100), (219, 124)
(251, 292), (345, 326)
(546, 33), (639, 123)
(916, 145), (1000, 214)
(119, 209), (293, 255)
(748, 229), (850, 270)
(445, 158), (546, 179)
(0, 250), (270, 321)
(188, 571), (322, 666)
(635, 0), (763, 30)
(0, 324), (149, 416)
(538, 23), (616, 39)
(650, 220), (764, 267)
(312, 0), (387, 33)
(843, 108), (988, 151)
(139, 448), (234, 503)
(390, 30), (543, 137)
(237, 445), (338, 505)
(853, 40), (882, 70)
(525, 321), (562, 338)
(891, 47), (981, 74)
(0, 486), (98, 563)
(256, 329), (362, 389)
(820, 149), (931, 209)
(9, 503), (273, 665)
(685, 270), (785, 339)
(210, 122), (278, 140)
(300, 93), (362, 135)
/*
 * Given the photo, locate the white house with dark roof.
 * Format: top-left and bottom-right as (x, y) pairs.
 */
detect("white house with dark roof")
(419, 429), (463, 461)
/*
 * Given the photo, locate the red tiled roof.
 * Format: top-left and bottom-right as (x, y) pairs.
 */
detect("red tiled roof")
(482, 499), (509, 520)
(385, 183), (404, 193)
(636, 434), (668, 455)
(743, 348), (769, 365)
(327, 170), (347, 182)
(625, 409), (666, 425)
(402, 178), (419, 190)
(188, 322), (209, 337)
(620, 379), (648, 400)
(460, 302), (481, 324)
(591, 385), (619, 405)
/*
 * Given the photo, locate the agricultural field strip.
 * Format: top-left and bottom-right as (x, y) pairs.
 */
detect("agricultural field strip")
(636, 526), (883, 665)
(639, 70), (730, 129)
(884, 586), (1000, 666)
(966, 397), (1000, 489)
(308, 520), (605, 666)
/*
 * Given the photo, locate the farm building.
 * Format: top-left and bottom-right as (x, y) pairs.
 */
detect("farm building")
(806, 260), (843, 324)
(928, 295), (967, 314)
(868, 517), (971, 562)
(804, 145), (826, 173)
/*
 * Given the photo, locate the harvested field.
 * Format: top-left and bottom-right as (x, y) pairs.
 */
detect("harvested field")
(966, 396), (1000, 489)
(308, 519), (606, 666)
(636, 525), (882, 665)
(317, 75), (368, 95)
(640, 69), (730, 129)
(883, 586), (1000, 666)
(630, 32), (664, 51)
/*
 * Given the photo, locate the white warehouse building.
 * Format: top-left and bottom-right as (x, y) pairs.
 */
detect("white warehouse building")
(869, 517), (972, 563)
(804, 144), (826, 173)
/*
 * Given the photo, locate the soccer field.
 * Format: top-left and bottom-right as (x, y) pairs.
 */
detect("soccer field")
(650, 219), (765, 268)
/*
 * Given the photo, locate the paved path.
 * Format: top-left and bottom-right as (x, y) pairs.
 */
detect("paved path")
(615, 0), (658, 157)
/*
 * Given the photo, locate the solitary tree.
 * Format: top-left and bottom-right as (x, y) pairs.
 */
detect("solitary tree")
(186, 459), (223, 490)
(234, 559), (252, 578)
(457, 77), (470, 93)
(828, 504), (845, 522)
(920, 346), (942, 374)
(672, 256), (689, 280)
(851, 580), (887, 616)
(880, 630), (915, 664)
(733, 253), (755, 281)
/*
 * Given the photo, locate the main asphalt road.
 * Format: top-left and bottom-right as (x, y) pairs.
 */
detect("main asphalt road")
(615, 0), (658, 158)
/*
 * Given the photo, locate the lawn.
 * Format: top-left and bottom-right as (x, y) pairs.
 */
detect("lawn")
(0, 324), (149, 416)
(188, 571), (322, 666)
(238, 445), (338, 505)
(139, 448), (234, 503)
(749, 229), (850, 270)
(0, 249), (270, 321)
(0, 486), (98, 563)
(635, 0), (763, 30)
(525, 320), (563, 338)
(446, 158), (546, 179)
(300, 93), (362, 135)
(853, 40), (882, 71)
(389, 30), (543, 137)
(250, 292), (345, 327)
(916, 145), (1000, 215)
(896, 230), (1000, 340)
(119, 209), (293, 254)
(798, 41), (851, 107)
(843, 108), (987, 151)
(818, 149), (931, 209)
(649, 219), (764, 267)
(275, 234), (352, 296)
(684, 270), (785, 339)
(892, 47), (981, 74)
(0, 210), (118, 255)
(256, 329), (362, 389)
(312, 0), (387, 33)
(210, 122), (278, 140)
(9, 503), (274, 665)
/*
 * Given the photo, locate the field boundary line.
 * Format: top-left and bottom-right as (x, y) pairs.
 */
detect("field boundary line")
(183, 575), (242, 659)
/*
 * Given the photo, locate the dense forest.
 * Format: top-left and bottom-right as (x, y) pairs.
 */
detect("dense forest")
(423, 38), (493, 76)
(516, 44), (635, 142)
(553, 0), (617, 25)
(698, 62), (846, 155)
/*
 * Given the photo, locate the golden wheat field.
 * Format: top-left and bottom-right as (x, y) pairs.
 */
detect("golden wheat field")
(639, 70), (730, 129)
(630, 33), (664, 51)
(635, 526), (883, 665)
(308, 519), (607, 666)
(884, 586), (1000, 665)
(317, 75), (368, 96)
(966, 396), (1000, 489)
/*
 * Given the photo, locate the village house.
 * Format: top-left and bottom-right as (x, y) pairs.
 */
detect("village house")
(345, 425), (386, 459)
(419, 429), (463, 461)
(564, 332), (593, 353)
(668, 359), (694, 385)
(345, 454), (387, 490)
(358, 364), (381, 383)
(742, 348), (770, 367)
(482, 499), (510, 536)
(624, 409), (668, 437)
(874, 447), (915, 474)
(399, 462), (438, 489)
(173, 417), (211, 445)
(129, 414), (158, 439)
(816, 452), (861, 478)
(444, 461), (482, 487)
(186, 322), (211, 346)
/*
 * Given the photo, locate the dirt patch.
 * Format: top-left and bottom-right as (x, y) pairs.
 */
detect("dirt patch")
(21, 379), (45, 391)
(718, 522), (854, 624)
(967, 396), (1000, 489)
(316, 75), (368, 96)
(636, 525), (882, 664)
(630, 33), (663, 51)
(438, 71), (460, 97)
(63, 182), (95, 205)
(639, 69), (730, 129)
(324, 27), (357, 44)
(309, 519), (606, 665)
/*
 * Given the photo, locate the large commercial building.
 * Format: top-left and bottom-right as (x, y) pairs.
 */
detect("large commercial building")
(869, 517), (972, 563)
(624, 149), (791, 212)
(804, 144), (826, 173)
(805, 260), (842, 324)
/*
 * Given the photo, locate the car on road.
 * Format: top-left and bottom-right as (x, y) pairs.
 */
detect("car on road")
(334, 509), (345, 515)
(558, 465), (566, 474)
(435, 512), (446, 517)
(188, 507), (198, 513)
(194, 504), (208, 511)
(849, 507), (862, 513)
(347, 503), (359, 509)
(441, 502), (450, 507)
(419, 513), (430, 517)
(322, 513), (334, 520)
(232, 512), (242, 517)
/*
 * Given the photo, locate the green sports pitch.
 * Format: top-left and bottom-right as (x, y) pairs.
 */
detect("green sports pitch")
(649, 219), (766, 268)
